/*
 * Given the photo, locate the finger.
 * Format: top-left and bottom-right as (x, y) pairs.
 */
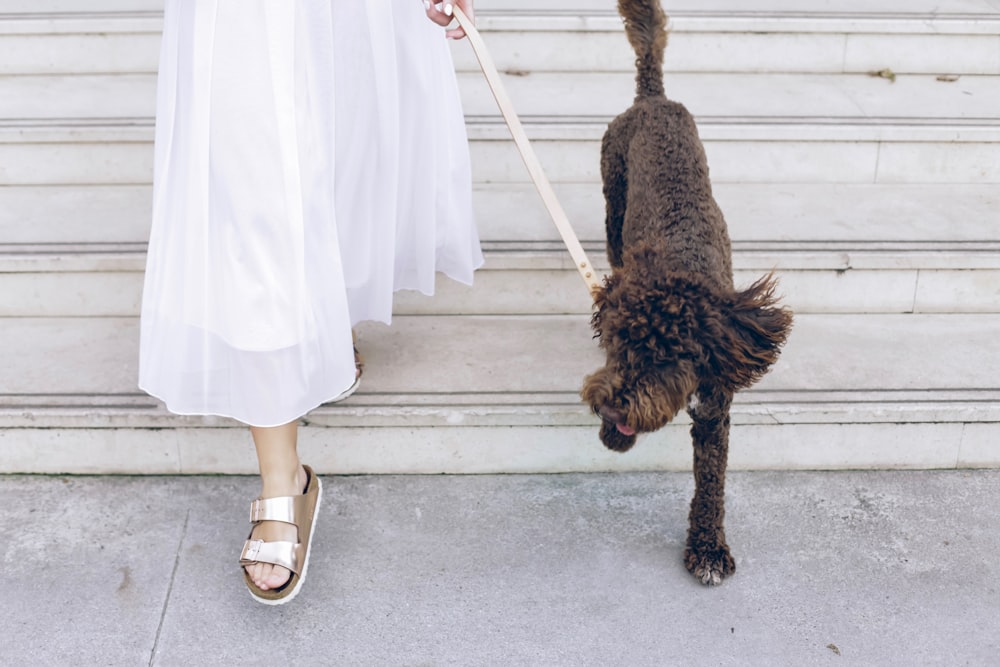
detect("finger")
(446, 1), (474, 40)
(424, 0), (452, 27)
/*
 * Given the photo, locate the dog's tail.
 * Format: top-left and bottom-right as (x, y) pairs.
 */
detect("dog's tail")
(618, 0), (667, 99)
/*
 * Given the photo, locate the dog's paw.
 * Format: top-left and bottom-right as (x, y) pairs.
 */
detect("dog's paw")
(599, 419), (637, 452)
(684, 546), (735, 586)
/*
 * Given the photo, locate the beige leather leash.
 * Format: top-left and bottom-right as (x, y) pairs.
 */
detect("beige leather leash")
(452, 7), (601, 296)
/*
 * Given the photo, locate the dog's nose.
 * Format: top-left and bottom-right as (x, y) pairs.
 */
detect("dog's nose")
(598, 405), (626, 424)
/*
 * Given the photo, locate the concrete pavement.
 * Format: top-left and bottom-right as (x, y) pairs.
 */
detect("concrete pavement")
(2, 470), (998, 665)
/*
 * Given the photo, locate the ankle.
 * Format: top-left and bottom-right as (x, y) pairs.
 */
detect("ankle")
(260, 464), (306, 498)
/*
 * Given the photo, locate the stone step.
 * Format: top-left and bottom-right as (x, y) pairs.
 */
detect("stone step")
(1, 4), (998, 76)
(450, 11), (1000, 77)
(2, 181), (996, 317)
(3, 183), (995, 245)
(0, 313), (996, 473)
(5, 71), (997, 124)
(5, 0), (1000, 12)
(2, 241), (998, 317)
(2, 119), (998, 187)
(2, 1), (995, 476)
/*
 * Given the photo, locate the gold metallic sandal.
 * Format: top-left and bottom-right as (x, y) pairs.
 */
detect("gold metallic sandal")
(239, 464), (322, 605)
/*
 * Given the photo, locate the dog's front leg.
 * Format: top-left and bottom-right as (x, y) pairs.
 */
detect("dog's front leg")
(685, 390), (736, 586)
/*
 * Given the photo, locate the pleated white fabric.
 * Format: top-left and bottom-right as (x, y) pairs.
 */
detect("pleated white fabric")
(139, 0), (483, 427)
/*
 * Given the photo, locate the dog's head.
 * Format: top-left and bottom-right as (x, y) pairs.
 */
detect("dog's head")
(581, 270), (793, 451)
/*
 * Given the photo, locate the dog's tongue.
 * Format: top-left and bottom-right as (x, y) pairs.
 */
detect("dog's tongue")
(616, 423), (636, 436)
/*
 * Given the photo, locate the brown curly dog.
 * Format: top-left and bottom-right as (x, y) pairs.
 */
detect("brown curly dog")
(581, 0), (794, 585)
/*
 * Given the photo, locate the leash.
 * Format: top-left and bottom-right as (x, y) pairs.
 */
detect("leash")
(452, 7), (601, 296)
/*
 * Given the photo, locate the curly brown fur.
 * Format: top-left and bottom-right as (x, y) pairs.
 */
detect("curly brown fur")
(581, 0), (793, 585)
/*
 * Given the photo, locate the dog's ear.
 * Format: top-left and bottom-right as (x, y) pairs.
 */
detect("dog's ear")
(712, 273), (793, 390)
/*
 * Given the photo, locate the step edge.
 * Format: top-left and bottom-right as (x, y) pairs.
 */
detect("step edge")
(3, 243), (999, 272)
(2, 10), (999, 35)
(2, 389), (998, 429)
(4, 117), (1000, 143)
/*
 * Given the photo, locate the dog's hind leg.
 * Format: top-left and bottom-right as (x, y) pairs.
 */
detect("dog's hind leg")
(684, 389), (736, 586)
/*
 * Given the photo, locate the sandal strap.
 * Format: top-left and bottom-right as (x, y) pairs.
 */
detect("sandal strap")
(249, 494), (311, 526)
(240, 539), (303, 574)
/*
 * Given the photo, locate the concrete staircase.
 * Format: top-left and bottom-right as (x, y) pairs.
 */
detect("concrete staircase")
(1, 0), (998, 474)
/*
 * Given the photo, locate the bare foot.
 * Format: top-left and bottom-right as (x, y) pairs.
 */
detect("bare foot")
(244, 465), (308, 591)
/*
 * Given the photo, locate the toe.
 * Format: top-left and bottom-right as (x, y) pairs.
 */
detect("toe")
(249, 563), (269, 590)
(245, 562), (263, 588)
(245, 561), (292, 591)
(256, 563), (273, 590)
(262, 563), (291, 590)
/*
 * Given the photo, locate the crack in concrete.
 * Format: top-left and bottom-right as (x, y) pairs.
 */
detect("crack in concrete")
(148, 509), (190, 667)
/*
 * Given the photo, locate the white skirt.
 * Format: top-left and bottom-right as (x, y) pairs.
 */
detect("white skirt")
(139, 0), (483, 427)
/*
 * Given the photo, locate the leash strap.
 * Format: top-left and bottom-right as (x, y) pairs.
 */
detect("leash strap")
(452, 7), (601, 295)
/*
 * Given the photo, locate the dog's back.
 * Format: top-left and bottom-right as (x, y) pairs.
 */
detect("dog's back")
(604, 0), (732, 287)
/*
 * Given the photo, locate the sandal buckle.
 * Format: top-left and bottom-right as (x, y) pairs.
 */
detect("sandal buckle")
(249, 499), (264, 523)
(243, 539), (263, 561)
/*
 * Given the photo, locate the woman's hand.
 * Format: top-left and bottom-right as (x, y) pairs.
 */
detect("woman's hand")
(423, 0), (475, 40)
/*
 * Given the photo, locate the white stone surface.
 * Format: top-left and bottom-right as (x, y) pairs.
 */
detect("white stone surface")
(1, 419), (980, 474)
(2, 182), (996, 246)
(876, 141), (1000, 183)
(6, 122), (996, 186)
(844, 33), (1000, 75)
(469, 131), (1000, 184)
(0, 138), (152, 186)
(764, 269), (918, 314)
(914, 270), (1000, 312)
(732, 422), (965, 469)
(474, 182), (1000, 244)
(6, 257), (1000, 317)
(455, 29), (1000, 75)
(0, 1), (996, 473)
(1, 0), (162, 11)
(0, 271), (141, 317)
(474, 0), (1000, 13)
(0, 184), (152, 243)
(9, 71), (996, 123)
(3, 313), (998, 397)
(0, 427), (179, 474)
(6, 0), (1000, 15)
(958, 423), (1000, 467)
(0, 73), (155, 119)
(3, 7), (998, 77)
(0, 32), (161, 75)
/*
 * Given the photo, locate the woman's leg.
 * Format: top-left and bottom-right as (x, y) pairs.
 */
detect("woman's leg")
(244, 421), (307, 591)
